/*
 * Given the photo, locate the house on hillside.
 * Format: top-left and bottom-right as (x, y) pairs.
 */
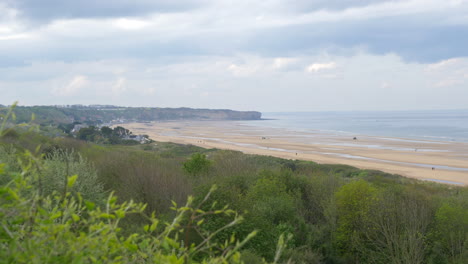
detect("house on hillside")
(124, 134), (151, 144)
(71, 124), (88, 134)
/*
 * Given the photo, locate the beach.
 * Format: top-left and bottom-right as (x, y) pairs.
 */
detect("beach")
(123, 121), (468, 185)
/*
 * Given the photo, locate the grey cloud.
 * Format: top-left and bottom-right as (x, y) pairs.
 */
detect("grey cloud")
(6, 0), (400, 23)
(5, 0), (206, 22)
(0, 24), (211, 67)
(2, 17), (466, 66)
(3, 54), (468, 111)
(243, 15), (468, 63)
(288, 0), (393, 12)
(1, 0), (467, 65)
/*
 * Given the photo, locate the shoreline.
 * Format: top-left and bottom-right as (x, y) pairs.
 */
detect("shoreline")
(122, 120), (468, 186)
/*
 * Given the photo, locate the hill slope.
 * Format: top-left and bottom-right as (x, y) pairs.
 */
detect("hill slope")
(0, 105), (262, 124)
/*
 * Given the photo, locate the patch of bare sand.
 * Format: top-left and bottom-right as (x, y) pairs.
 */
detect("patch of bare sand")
(123, 121), (468, 185)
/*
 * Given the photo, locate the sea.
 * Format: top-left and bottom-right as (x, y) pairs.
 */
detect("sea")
(240, 110), (468, 143)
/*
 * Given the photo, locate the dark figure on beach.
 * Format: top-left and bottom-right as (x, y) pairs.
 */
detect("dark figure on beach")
(353, 137), (357, 140)
(432, 167), (435, 170)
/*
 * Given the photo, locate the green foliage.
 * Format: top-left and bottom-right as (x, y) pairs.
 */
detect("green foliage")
(334, 179), (378, 259)
(2, 104), (468, 263)
(100, 126), (113, 137)
(76, 125), (141, 145)
(0, 179), (254, 262)
(112, 126), (130, 137)
(42, 149), (105, 203)
(241, 173), (298, 259)
(239, 250), (265, 264)
(0, 146), (20, 174)
(0, 156), (260, 263)
(0, 146), (104, 204)
(91, 147), (192, 215)
(77, 126), (98, 141)
(152, 142), (211, 158)
(1, 105), (269, 263)
(430, 199), (468, 263)
(363, 187), (434, 264)
(183, 153), (212, 176)
(0, 105), (261, 126)
(57, 123), (75, 134)
(246, 172), (297, 225)
(335, 180), (377, 231)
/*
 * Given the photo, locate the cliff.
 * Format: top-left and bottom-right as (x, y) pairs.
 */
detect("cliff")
(0, 105), (262, 124)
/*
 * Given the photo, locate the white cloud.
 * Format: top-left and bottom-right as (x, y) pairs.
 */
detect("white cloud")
(43, 18), (115, 38)
(294, 0), (468, 25)
(143, 87), (156, 95)
(426, 58), (460, 71)
(1, 0), (467, 112)
(202, 0), (468, 31)
(0, 3), (30, 40)
(228, 63), (259, 76)
(52, 75), (88, 96)
(424, 57), (468, 88)
(306, 62), (336, 72)
(0, 26), (12, 34)
(2, 52), (467, 111)
(433, 79), (463, 87)
(0, 33), (32, 40)
(273, 57), (298, 69)
(113, 18), (150, 30)
(6, 0), (465, 50)
(112, 77), (127, 94)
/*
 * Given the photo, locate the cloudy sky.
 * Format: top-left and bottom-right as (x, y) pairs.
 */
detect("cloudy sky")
(1, 0), (468, 111)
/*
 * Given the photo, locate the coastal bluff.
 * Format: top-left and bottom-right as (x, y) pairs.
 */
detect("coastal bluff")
(1, 105), (262, 124)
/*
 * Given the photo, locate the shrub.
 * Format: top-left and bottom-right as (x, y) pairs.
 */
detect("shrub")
(42, 149), (105, 203)
(0, 156), (260, 263)
(183, 153), (212, 177)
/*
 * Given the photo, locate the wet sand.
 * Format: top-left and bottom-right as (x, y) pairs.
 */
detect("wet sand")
(123, 121), (468, 185)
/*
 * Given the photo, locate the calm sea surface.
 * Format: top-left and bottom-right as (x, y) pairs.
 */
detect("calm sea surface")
(240, 110), (468, 143)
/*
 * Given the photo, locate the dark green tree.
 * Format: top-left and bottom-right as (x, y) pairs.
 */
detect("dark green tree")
(76, 126), (98, 141)
(57, 123), (75, 134)
(113, 126), (130, 137)
(100, 126), (113, 137)
(183, 153), (212, 176)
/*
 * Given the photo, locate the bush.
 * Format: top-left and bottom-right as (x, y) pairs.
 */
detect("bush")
(42, 149), (105, 203)
(0, 157), (260, 263)
(183, 153), (212, 177)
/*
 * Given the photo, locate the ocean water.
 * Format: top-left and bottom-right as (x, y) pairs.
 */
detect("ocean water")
(241, 110), (468, 143)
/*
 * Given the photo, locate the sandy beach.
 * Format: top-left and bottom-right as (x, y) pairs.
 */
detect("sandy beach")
(122, 121), (468, 185)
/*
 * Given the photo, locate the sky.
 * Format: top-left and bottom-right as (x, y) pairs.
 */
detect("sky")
(1, 0), (468, 112)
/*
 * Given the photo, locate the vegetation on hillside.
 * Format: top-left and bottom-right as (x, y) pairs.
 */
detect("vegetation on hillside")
(74, 125), (150, 145)
(1, 105), (467, 263)
(0, 105), (262, 125)
(0, 106), (275, 264)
